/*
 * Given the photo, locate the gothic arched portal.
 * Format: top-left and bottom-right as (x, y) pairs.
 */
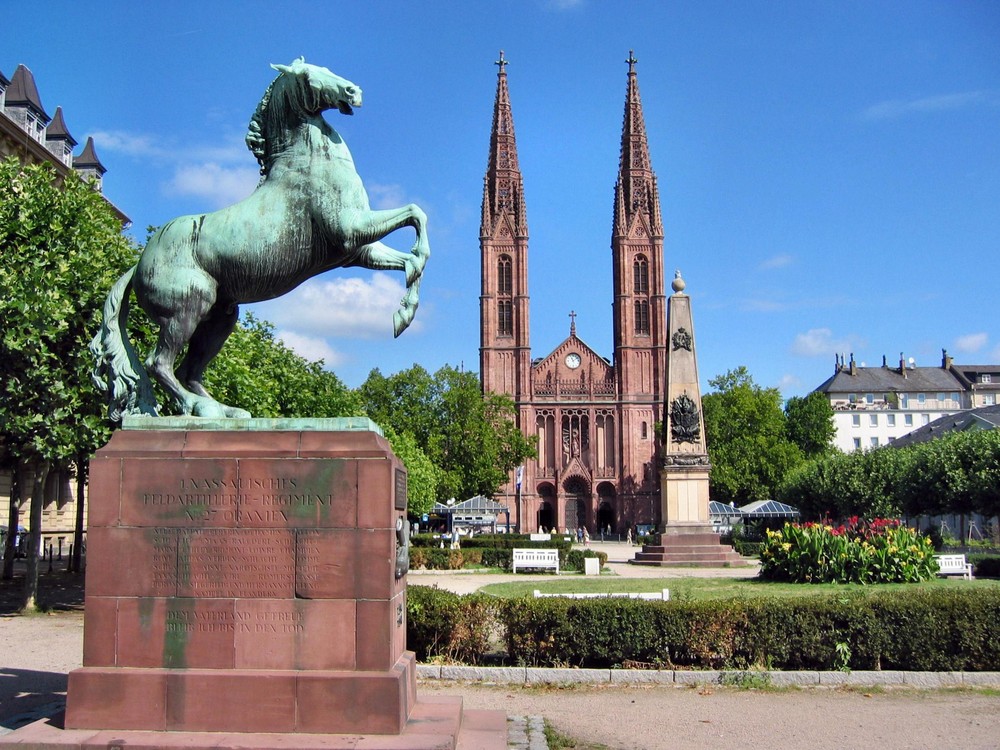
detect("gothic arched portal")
(563, 476), (590, 531)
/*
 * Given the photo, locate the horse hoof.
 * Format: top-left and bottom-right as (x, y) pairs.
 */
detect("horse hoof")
(393, 307), (415, 338)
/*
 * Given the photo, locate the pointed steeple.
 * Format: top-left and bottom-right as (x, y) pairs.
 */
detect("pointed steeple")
(480, 51), (531, 401)
(481, 50), (527, 238)
(613, 51), (662, 238)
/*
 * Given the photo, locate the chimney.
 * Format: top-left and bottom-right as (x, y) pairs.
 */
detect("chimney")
(942, 348), (953, 369)
(882, 354), (887, 368)
(849, 353), (857, 376)
(899, 353), (907, 378)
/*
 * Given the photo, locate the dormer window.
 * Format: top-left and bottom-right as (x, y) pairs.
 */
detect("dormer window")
(983, 374), (992, 384)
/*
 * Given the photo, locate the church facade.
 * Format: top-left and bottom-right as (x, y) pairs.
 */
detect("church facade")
(480, 54), (667, 533)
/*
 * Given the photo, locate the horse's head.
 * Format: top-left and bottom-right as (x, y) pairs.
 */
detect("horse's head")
(270, 57), (362, 117)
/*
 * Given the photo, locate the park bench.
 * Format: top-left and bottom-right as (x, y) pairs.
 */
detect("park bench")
(512, 548), (560, 573)
(533, 589), (670, 601)
(934, 554), (973, 579)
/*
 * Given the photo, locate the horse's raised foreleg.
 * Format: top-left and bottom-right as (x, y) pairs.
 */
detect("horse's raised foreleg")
(345, 205), (430, 337)
(348, 204), (429, 285)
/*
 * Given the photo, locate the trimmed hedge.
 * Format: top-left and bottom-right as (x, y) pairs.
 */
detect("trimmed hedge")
(407, 585), (1000, 671)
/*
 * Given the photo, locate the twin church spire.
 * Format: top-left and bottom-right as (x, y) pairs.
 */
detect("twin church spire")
(480, 51), (665, 403)
(481, 50), (527, 239)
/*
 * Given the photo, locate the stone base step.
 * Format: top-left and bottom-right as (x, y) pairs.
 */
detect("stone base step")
(0, 697), (506, 750)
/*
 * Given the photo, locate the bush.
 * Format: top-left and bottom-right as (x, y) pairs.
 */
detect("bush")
(971, 555), (1000, 578)
(565, 549), (608, 572)
(406, 586), (498, 664)
(759, 519), (937, 584)
(407, 585), (1000, 671)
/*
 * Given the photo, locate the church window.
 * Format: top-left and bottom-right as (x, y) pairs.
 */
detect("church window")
(498, 300), (512, 336)
(634, 300), (649, 335)
(633, 256), (649, 294)
(641, 421), (648, 439)
(498, 256), (512, 295)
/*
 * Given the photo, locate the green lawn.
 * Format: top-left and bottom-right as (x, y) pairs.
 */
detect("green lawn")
(478, 575), (1000, 601)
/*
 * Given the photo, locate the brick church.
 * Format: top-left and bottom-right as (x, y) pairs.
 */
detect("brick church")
(480, 53), (666, 533)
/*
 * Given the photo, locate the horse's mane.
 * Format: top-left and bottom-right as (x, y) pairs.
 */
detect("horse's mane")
(245, 64), (313, 180)
(246, 78), (277, 178)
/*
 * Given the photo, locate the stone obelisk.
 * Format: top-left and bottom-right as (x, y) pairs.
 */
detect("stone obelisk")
(631, 271), (745, 566)
(661, 270), (711, 525)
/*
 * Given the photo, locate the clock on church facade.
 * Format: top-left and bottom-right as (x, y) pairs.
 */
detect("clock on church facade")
(479, 51), (666, 533)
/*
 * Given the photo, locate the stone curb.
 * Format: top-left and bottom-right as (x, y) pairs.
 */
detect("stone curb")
(416, 664), (1000, 688)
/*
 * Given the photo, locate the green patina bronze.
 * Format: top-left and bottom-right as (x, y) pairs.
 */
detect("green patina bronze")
(91, 58), (429, 422)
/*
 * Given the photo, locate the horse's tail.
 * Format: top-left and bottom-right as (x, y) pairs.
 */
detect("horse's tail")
(89, 265), (158, 423)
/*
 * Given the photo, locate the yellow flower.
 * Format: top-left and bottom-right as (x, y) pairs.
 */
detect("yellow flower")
(782, 542), (792, 552)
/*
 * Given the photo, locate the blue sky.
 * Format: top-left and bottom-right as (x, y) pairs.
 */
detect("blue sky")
(5, 1), (999, 395)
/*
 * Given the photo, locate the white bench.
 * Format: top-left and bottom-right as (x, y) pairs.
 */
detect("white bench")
(534, 589), (670, 601)
(512, 548), (559, 574)
(934, 554), (973, 579)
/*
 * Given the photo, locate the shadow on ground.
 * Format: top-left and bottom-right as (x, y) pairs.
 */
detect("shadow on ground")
(0, 569), (84, 614)
(0, 668), (68, 733)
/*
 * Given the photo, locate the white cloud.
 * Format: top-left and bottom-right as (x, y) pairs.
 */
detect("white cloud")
(954, 332), (988, 354)
(253, 272), (421, 340)
(759, 254), (794, 270)
(365, 182), (407, 210)
(166, 163), (259, 207)
(275, 330), (344, 367)
(88, 129), (169, 159)
(791, 328), (862, 357)
(777, 374), (802, 393)
(862, 91), (991, 121)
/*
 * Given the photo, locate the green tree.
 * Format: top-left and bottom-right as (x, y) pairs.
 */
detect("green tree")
(0, 158), (138, 609)
(702, 366), (803, 506)
(202, 313), (360, 418)
(784, 391), (836, 457)
(356, 365), (535, 503)
(381, 426), (440, 517)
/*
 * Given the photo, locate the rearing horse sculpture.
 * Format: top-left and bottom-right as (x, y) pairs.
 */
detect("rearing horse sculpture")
(91, 58), (429, 421)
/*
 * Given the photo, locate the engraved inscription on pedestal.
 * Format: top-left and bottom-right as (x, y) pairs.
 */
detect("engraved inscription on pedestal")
(177, 528), (295, 598)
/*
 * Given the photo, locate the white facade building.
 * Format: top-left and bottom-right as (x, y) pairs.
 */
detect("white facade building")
(814, 351), (1000, 452)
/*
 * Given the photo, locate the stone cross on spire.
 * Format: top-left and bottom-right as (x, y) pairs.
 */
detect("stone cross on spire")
(626, 49), (638, 73)
(495, 50), (508, 74)
(569, 310), (577, 336)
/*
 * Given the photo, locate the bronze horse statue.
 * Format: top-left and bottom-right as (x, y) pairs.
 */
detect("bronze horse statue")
(91, 58), (429, 421)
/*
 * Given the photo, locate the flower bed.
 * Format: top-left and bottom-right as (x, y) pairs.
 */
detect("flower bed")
(759, 518), (937, 584)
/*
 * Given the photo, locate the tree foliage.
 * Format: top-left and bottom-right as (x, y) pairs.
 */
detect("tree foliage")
(702, 366), (803, 505)
(784, 391), (836, 457)
(0, 158), (139, 606)
(202, 313), (360, 418)
(357, 364), (535, 504)
(779, 429), (1000, 522)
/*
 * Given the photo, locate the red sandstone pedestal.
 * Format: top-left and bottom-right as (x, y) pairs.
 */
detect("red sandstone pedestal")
(2, 421), (505, 750)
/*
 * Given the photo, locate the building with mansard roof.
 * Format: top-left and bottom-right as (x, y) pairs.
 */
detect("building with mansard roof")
(813, 350), (1000, 452)
(0, 63), (127, 222)
(480, 53), (665, 533)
